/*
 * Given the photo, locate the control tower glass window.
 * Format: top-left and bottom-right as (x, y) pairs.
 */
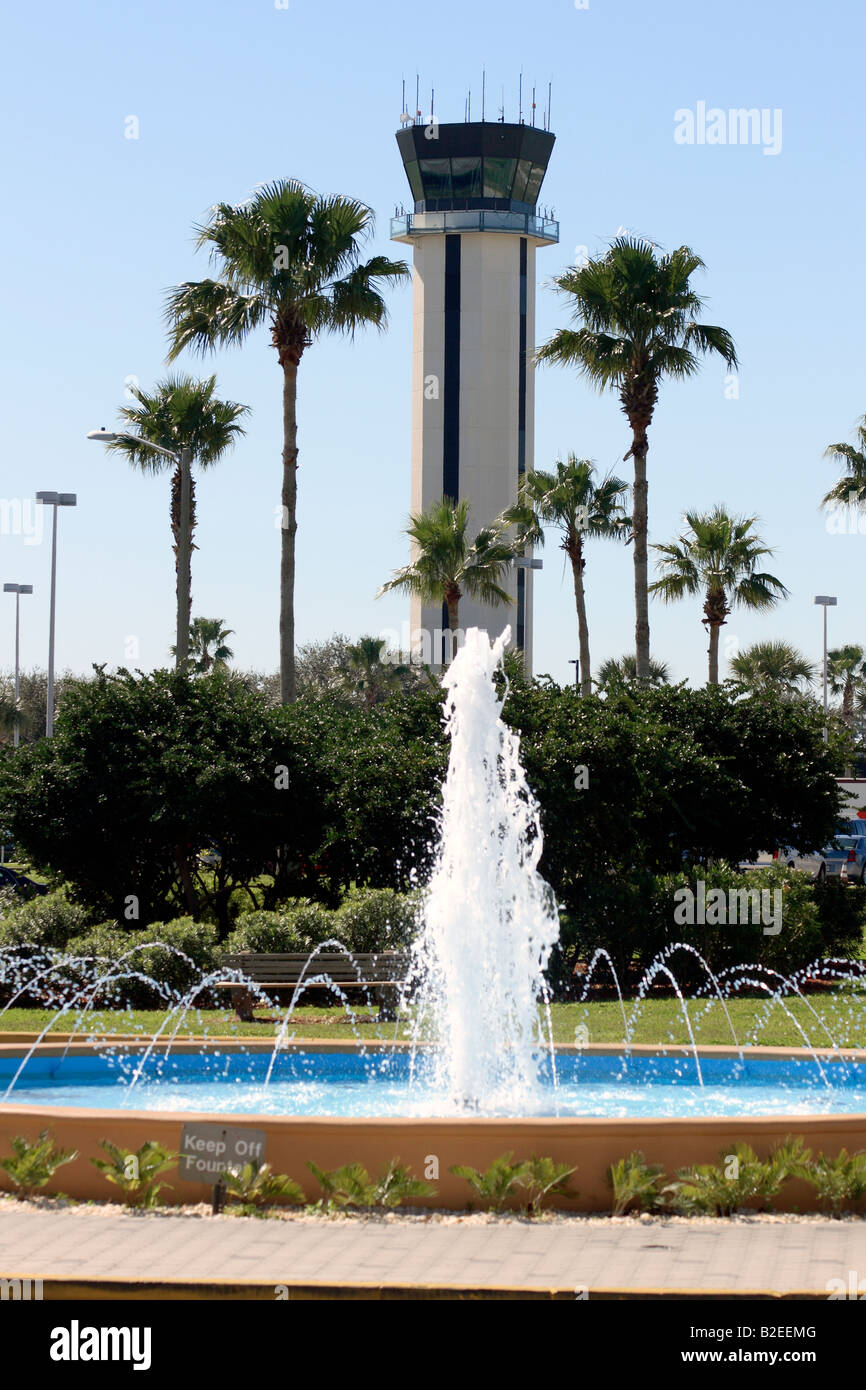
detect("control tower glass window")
(524, 163), (546, 204)
(404, 160), (424, 201)
(419, 158), (452, 198)
(482, 157), (516, 199)
(511, 158), (533, 202)
(450, 156), (482, 198)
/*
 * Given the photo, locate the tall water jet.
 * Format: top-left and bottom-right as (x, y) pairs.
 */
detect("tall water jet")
(410, 627), (561, 1113)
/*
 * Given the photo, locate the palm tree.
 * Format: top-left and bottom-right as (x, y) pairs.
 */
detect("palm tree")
(827, 645), (866, 727)
(377, 498), (514, 655)
(729, 640), (815, 697)
(107, 375), (248, 661)
(822, 416), (866, 508)
(649, 507), (787, 684)
(596, 654), (670, 692)
(178, 618), (235, 674)
(340, 636), (412, 710)
(536, 236), (737, 681)
(504, 456), (629, 696)
(164, 180), (409, 703)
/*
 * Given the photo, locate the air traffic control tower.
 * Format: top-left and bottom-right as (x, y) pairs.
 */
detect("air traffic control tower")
(391, 114), (558, 669)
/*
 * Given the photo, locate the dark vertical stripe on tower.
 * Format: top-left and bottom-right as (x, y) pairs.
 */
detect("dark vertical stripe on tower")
(443, 235), (461, 503)
(517, 237), (528, 652)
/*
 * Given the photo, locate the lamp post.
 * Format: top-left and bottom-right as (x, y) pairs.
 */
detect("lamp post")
(87, 430), (192, 670)
(35, 493), (76, 736)
(3, 583), (33, 747)
(568, 657), (580, 690)
(814, 595), (838, 742)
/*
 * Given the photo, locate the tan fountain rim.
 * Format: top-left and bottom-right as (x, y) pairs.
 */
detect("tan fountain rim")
(2, 1036), (866, 1060)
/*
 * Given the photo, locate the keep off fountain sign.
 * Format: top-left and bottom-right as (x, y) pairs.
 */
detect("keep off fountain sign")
(179, 1123), (267, 1181)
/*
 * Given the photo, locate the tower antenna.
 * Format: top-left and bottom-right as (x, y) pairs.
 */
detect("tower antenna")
(518, 72), (523, 124)
(431, 86), (434, 119)
(481, 68), (486, 122)
(415, 73), (420, 124)
(531, 84), (536, 127)
(547, 80), (552, 130)
(499, 84), (505, 122)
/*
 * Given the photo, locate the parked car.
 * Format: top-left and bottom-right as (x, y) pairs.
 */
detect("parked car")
(0, 866), (49, 899)
(822, 835), (866, 885)
(737, 850), (778, 872)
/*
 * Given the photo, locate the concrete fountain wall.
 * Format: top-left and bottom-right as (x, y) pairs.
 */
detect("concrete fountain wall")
(2, 1041), (866, 1212)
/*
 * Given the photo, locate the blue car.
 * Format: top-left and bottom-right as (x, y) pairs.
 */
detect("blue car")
(0, 866), (49, 898)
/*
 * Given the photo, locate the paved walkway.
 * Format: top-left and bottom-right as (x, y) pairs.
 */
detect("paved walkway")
(2, 1209), (865, 1297)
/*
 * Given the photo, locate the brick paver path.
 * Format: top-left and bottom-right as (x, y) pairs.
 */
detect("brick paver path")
(2, 1210), (865, 1294)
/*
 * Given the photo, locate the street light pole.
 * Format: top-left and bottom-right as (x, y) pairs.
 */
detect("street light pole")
(35, 493), (76, 737)
(87, 430), (190, 672)
(814, 595), (838, 744)
(3, 583), (33, 747)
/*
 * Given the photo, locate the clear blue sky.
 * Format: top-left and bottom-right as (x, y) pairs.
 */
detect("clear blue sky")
(1, 0), (863, 687)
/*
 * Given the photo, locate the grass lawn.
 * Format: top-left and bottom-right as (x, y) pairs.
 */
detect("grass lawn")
(1, 994), (865, 1049)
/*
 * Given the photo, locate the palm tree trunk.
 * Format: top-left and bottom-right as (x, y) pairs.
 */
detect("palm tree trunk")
(631, 429), (650, 680)
(280, 361), (299, 703)
(569, 546), (592, 697)
(170, 458), (195, 671)
(445, 588), (460, 660)
(843, 677), (854, 726)
(707, 623), (721, 685)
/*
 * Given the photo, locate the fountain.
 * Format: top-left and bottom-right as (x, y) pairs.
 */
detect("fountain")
(2, 627), (866, 1209)
(408, 627), (559, 1114)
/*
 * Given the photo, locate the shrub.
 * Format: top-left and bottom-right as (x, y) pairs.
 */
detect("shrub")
(332, 887), (419, 953)
(557, 864), (864, 989)
(90, 1140), (176, 1208)
(222, 1160), (305, 1216)
(516, 1155), (578, 1213)
(0, 1131), (78, 1197)
(665, 1139), (808, 1216)
(607, 1151), (666, 1215)
(224, 902), (333, 955)
(804, 1149), (866, 1216)
(0, 888), (93, 951)
(307, 1159), (434, 1209)
(449, 1153), (527, 1212)
(64, 919), (218, 1008)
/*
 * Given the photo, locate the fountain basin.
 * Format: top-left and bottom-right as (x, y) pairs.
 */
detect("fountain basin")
(2, 1042), (866, 1210)
(4, 1046), (866, 1119)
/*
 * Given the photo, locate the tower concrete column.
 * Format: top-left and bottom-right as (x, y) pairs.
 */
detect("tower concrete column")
(392, 119), (558, 671)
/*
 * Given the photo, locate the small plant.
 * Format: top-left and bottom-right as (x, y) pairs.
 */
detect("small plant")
(307, 1159), (434, 1210)
(449, 1153), (526, 1212)
(90, 1140), (177, 1208)
(222, 1160), (305, 1217)
(769, 1135), (812, 1184)
(516, 1155), (578, 1214)
(804, 1149), (866, 1217)
(665, 1142), (785, 1216)
(607, 1151), (666, 1216)
(0, 1131), (78, 1198)
(373, 1160), (436, 1208)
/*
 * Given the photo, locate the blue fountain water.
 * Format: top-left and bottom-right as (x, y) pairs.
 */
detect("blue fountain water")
(4, 1049), (866, 1118)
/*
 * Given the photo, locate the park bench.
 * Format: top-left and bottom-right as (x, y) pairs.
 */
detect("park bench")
(215, 951), (409, 1022)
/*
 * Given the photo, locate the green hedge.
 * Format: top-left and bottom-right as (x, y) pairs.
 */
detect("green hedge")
(61, 919), (219, 1009)
(1, 888), (421, 1009)
(556, 864), (865, 989)
(0, 888), (94, 950)
(225, 888), (418, 956)
(224, 901), (333, 954)
(332, 887), (418, 952)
